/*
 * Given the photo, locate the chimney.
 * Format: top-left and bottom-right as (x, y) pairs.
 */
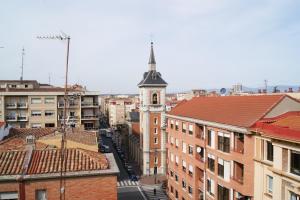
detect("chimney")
(25, 135), (36, 149)
(288, 88), (293, 93)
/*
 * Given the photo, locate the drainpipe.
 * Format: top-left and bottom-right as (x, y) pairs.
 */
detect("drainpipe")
(203, 125), (207, 200)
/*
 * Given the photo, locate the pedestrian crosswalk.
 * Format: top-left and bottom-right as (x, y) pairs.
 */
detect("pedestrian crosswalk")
(117, 180), (139, 187)
(141, 184), (168, 200)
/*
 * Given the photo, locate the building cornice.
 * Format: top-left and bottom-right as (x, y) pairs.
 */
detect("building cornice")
(166, 114), (248, 134)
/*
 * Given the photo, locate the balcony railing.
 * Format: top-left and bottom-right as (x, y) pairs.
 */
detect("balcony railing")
(58, 103), (80, 108)
(6, 103), (17, 109)
(6, 116), (17, 121)
(58, 115), (79, 120)
(18, 116), (28, 121)
(81, 115), (99, 120)
(81, 102), (99, 107)
(17, 103), (27, 108)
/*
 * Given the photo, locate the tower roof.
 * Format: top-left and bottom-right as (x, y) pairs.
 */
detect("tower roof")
(148, 42), (156, 65)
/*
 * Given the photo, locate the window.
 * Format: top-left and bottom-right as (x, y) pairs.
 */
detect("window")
(170, 153), (174, 162)
(45, 123), (55, 127)
(188, 145), (193, 155)
(291, 151), (300, 176)
(154, 137), (158, 144)
(233, 161), (244, 183)
(234, 132), (244, 153)
(45, 110), (55, 117)
(170, 120), (174, 129)
(36, 189), (47, 200)
(182, 160), (186, 171)
(182, 142), (187, 153)
(290, 191), (300, 200)
(188, 124), (193, 135)
(31, 98), (42, 104)
(154, 157), (158, 164)
(175, 190), (178, 198)
(182, 123), (186, 133)
(152, 93), (158, 104)
(175, 139), (179, 148)
(208, 130), (215, 148)
(154, 127), (158, 134)
(0, 192), (18, 200)
(31, 123), (42, 128)
(170, 186), (174, 193)
(208, 154), (215, 172)
(218, 132), (230, 153)
(266, 175), (273, 194)
(45, 97), (55, 104)
(175, 174), (178, 182)
(170, 170), (174, 177)
(175, 121), (179, 131)
(266, 141), (274, 161)
(188, 164), (193, 176)
(31, 111), (42, 116)
(218, 185), (229, 200)
(218, 159), (230, 181)
(154, 118), (158, 125)
(188, 186), (193, 194)
(207, 178), (215, 196)
(196, 146), (204, 161)
(182, 179), (186, 189)
(175, 156), (179, 165)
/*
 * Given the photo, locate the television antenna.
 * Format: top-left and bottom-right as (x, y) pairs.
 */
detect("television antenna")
(37, 32), (70, 200)
(20, 47), (25, 81)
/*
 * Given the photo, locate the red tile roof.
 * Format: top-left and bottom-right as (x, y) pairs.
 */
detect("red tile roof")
(252, 112), (300, 142)
(0, 148), (108, 176)
(8, 128), (57, 139)
(0, 137), (48, 151)
(168, 95), (289, 127)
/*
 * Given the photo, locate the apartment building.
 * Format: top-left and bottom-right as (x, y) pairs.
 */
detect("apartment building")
(252, 112), (300, 200)
(0, 80), (101, 130)
(166, 95), (300, 200)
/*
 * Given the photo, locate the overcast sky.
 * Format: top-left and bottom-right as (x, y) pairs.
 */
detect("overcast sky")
(0, 0), (300, 93)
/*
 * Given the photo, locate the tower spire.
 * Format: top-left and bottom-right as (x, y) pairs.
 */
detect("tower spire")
(148, 42), (156, 71)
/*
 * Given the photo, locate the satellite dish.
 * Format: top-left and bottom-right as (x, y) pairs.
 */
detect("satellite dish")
(220, 88), (226, 94)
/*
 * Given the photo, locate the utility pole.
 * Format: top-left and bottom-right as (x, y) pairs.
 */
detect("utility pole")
(37, 33), (70, 200)
(20, 47), (25, 81)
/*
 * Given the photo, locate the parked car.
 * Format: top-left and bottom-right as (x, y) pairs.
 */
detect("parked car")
(130, 175), (138, 181)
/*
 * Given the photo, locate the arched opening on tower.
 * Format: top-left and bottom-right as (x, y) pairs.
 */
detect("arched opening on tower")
(152, 93), (158, 104)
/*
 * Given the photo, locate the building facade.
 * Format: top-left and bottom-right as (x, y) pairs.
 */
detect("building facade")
(252, 112), (300, 200)
(166, 95), (300, 200)
(0, 80), (101, 130)
(138, 42), (168, 175)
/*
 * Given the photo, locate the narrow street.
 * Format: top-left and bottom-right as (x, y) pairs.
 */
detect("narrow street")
(101, 135), (146, 200)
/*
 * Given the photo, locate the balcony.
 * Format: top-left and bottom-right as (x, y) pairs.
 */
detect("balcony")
(18, 116), (28, 121)
(6, 116), (17, 121)
(58, 102), (80, 108)
(58, 115), (79, 121)
(81, 115), (99, 120)
(17, 103), (28, 109)
(81, 102), (99, 108)
(6, 103), (17, 109)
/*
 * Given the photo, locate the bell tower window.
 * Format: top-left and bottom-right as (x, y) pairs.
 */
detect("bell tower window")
(152, 93), (158, 104)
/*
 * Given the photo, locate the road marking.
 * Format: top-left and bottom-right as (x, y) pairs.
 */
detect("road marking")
(138, 186), (147, 200)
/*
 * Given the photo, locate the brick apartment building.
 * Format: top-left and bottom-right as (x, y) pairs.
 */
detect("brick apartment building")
(252, 112), (300, 200)
(0, 127), (119, 200)
(165, 95), (300, 200)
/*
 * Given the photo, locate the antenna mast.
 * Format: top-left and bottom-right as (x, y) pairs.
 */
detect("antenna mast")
(264, 79), (268, 93)
(20, 47), (25, 81)
(37, 33), (70, 200)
